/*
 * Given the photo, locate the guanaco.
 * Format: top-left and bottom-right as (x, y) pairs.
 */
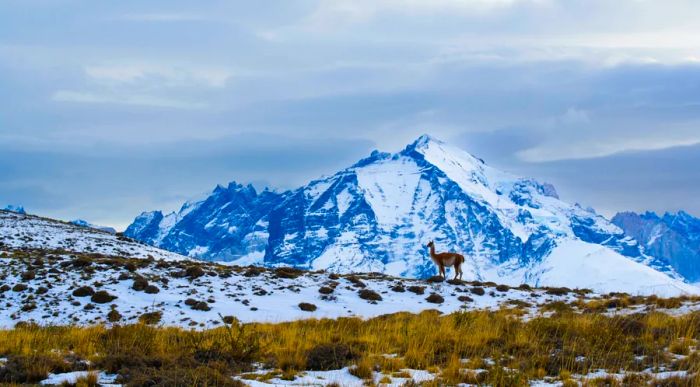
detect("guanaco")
(426, 241), (464, 280)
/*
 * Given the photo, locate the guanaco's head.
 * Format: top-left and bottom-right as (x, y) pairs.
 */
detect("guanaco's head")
(426, 241), (434, 249)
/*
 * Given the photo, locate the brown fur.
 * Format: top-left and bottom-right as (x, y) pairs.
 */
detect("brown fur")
(426, 241), (464, 280)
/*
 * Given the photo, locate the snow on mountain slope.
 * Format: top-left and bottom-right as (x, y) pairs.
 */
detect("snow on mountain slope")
(529, 239), (697, 297)
(125, 135), (696, 295)
(613, 211), (700, 283)
(0, 210), (186, 261)
(126, 183), (285, 261)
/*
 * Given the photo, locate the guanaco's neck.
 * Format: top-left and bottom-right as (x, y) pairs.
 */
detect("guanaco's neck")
(429, 244), (436, 258)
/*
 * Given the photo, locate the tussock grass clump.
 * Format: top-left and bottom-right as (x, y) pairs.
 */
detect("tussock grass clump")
(107, 308), (122, 322)
(346, 275), (367, 288)
(425, 293), (444, 304)
(545, 286), (571, 296)
(72, 286), (95, 297)
(318, 286), (334, 295)
(298, 302), (317, 312)
(138, 311), (162, 325)
(243, 266), (265, 277)
(274, 267), (304, 279)
(131, 277), (148, 291)
(305, 343), (355, 370)
(144, 284), (160, 294)
(496, 284), (510, 292)
(470, 286), (485, 296)
(407, 285), (425, 295)
(349, 356), (374, 380)
(91, 290), (116, 304)
(358, 289), (382, 301)
(185, 265), (205, 279)
(458, 295), (473, 303)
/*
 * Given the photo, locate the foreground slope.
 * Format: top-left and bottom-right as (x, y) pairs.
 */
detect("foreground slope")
(3, 246), (700, 329)
(126, 136), (696, 295)
(0, 210), (185, 261)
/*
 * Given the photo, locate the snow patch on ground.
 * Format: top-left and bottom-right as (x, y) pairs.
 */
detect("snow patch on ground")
(40, 371), (119, 386)
(237, 367), (435, 387)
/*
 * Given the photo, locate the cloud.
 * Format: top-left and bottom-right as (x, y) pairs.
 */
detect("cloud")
(307, 0), (550, 25)
(117, 13), (211, 22)
(85, 64), (232, 88)
(0, 133), (374, 228)
(51, 90), (207, 109)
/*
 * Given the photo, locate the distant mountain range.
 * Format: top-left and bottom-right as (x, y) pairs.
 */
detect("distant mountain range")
(70, 219), (117, 234)
(124, 135), (698, 295)
(612, 211), (700, 283)
(3, 204), (25, 214)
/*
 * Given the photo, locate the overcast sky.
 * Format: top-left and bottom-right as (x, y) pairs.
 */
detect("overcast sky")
(2, 0), (700, 229)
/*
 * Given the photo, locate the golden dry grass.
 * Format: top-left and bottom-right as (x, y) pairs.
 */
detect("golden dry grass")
(0, 310), (698, 385)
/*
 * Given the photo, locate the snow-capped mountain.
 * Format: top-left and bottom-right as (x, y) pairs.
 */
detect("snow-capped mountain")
(612, 211), (700, 283)
(71, 219), (117, 234)
(125, 135), (697, 295)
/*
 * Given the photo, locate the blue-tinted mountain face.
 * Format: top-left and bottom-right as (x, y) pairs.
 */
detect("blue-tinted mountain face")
(612, 211), (700, 282)
(126, 183), (286, 261)
(124, 135), (695, 293)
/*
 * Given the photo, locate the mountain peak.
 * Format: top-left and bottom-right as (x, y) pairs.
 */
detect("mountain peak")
(411, 133), (445, 148)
